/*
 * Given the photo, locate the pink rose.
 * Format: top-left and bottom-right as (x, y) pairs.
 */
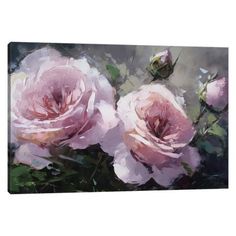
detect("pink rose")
(205, 76), (228, 111)
(101, 84), (201, 187)
(11, 47), (117, 168)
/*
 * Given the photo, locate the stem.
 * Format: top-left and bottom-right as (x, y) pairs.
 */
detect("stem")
(202, 112), (224, 136)
(208, 72), (218, 82)
(191, 109), (226, 145)
(198, 113), (226, 153)
(90, 153), (103, 181)
(194, 105), (207, 125)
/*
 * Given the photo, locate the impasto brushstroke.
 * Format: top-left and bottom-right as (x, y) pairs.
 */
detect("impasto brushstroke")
(8, 42), (228, 193)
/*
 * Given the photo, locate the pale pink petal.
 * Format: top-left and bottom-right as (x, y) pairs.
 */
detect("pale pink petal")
(113, 144), (151, 185)
(96, 101), (119, 130)
(151, 146), (201, 187)
(64, 111), (101, 149)
(72, 58), (115, 106)
(117, 92), (140, 131)
(100, 124), (123, 156)
(123, 131), (181, 167)
(72, 58), (91, 74)
(100, 111), (151, 185)
(67, 101), (118, 149)
(75, 101), (118, 149)
(68, 122), (104, 149)
(20, 47), (67, 84)
(20, 47), (60, 73)
(94, 75), (116, 105)
(181, 146), (201, 171)
(14, 143), (52, 170)
(152, 165), (185, 187)
(137, 84), (187, 117)
(86, 91), (96, 117)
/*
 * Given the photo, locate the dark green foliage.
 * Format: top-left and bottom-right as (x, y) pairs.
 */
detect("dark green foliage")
(9, 145), (133, 193)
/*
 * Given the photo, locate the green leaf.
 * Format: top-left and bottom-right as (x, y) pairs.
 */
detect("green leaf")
(197, 140), (216, 154)
(187, 103), (201, 122)
(10, 165), (31, 178)
(31, 171), (47, 181)
(9, 165), (33, 193)
(24, 181), (35, 187)
(119, 75), (144, 96)
(9, 180), (20, 192)
(47, 176), (65, 183)
(207, 113), (217, 124)
(106, 64), (120, 81)
(181, 161), (193, 176)
(208, 123), (227, 138)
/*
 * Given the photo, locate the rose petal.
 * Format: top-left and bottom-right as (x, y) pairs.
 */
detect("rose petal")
(21, 48), (67, 84)
(136, 84), (187, 117)
(152, 164), (184, 187)
(94, 75), (116, 105)
(123, 131), (181, 167)
(72, 58), (91, 75)
(113, 144), (151, 185)
(67, 101), (118, 149)
(14, 143), (52, 170)
(101, 117), (151, 185)
(68, 121), (104, 149)
(181, 146), (201, 171)
(96, 101), (119, 130)
(151, 146), (201, 187)
(100, 124), (123, 156)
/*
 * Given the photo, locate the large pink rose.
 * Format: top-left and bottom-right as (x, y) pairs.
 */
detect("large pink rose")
(101, 84), (201, 187)
(11, 47), (117, 168)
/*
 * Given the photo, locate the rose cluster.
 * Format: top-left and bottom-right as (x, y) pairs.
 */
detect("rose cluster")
(10, 47), (228, 187)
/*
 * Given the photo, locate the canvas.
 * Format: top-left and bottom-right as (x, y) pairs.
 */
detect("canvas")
(8, 42), (228, 193)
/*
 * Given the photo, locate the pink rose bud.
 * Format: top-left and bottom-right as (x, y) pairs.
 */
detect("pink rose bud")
(147, 49), (176, 80)
(205, 76), (228, 111)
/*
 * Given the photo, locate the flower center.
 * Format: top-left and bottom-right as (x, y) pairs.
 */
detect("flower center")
(26, 86), (77, 120)
(21, 66), (85, 121)
(147, 116), (170, 139)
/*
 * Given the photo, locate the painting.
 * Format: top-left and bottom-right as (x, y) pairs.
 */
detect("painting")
(8, 42), (228, 193)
